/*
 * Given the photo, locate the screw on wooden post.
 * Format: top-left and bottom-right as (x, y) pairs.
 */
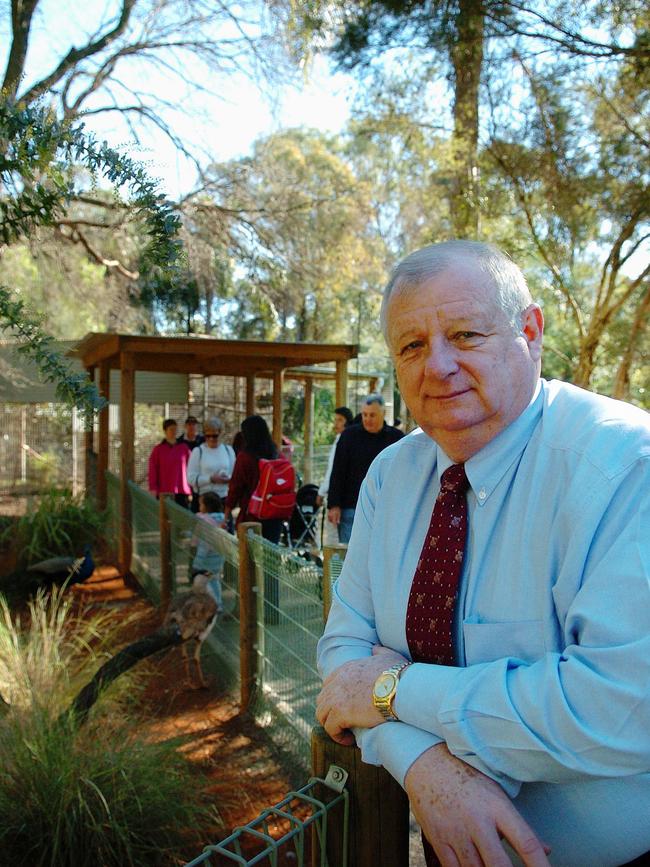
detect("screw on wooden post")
(321, 544), (347, 623)
(159, 494), (172, 615)
(311, 725), (410, 867)
(238, 521), (262, 712)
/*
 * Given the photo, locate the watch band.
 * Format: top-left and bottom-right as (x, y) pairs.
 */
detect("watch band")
(373, 661), (412, 721)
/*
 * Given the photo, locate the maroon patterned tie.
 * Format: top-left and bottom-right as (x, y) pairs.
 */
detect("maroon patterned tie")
(405, 463), (469, 867)
(406, 463), (469, 665)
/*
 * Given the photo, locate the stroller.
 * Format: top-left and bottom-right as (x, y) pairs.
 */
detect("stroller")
(284, 483), (322, 553)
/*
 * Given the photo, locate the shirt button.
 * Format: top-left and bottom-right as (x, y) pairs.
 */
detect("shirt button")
(478, 488), (487, 501)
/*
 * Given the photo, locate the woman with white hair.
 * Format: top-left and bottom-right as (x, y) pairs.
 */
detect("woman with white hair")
(186, 416), (235, 500)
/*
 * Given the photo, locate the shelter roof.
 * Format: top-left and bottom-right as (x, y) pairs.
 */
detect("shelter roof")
(69, 333), (358, 377)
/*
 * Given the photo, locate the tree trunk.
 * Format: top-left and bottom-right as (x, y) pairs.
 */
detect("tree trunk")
(2, 0), (39, 100)
(612, 285), (650, 400)
(449, 0), (484, 238)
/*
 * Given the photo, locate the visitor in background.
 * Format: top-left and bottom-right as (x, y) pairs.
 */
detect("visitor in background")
(177, 415), (204, 450)
(186, 416), (235, 505)
(178, 415), (205, 512)
(327, 395), (404, 543)
(316, 406), (354, 507)
(224, 415), (284, 544)
(147, 418), (191, 508)
(225, 414), (291, 625)
(190, 491), (225, 612)
(232, 430), (245, 455)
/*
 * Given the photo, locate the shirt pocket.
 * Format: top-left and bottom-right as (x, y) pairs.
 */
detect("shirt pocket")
(462, 618), (546, 666)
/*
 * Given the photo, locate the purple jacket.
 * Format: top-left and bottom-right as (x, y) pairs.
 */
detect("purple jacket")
(148, 440), (191, 495)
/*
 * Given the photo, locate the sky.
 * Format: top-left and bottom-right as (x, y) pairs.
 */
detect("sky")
(0, 0), (355, 199)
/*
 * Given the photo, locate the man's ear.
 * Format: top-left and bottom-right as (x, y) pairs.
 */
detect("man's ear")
(522, 305), (544, 361)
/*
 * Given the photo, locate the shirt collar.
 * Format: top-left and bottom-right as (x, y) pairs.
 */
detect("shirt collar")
(436, 380), (544, 506)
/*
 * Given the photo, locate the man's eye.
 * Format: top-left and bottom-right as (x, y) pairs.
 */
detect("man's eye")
(454, 331), (481, 341)
(400, 340), (423, 354)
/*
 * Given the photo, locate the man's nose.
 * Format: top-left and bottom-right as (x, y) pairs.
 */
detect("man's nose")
(423, 339), (458, 379)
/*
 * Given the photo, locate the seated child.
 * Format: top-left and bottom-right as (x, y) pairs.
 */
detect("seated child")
(191, 491), (226, 611)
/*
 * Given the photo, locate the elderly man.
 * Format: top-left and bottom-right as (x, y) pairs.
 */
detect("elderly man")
(316, 241), (649, 867)
(327, 394), (404, 543)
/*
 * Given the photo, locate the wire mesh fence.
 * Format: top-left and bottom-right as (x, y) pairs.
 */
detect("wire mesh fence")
(246, 532), (324, 745)
(0, 404), (86, 514)
(128, 480), (162, 601)
(103, 474), (348, 763)
(166, 499), (242, 687)
(183, 770), (349, 867)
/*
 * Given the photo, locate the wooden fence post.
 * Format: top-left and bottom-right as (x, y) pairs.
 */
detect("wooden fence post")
(237, 521), (262, 712)
(322, 543), (348, 622)
(311, 725), (410, 867)
(159, 495), (172, 614)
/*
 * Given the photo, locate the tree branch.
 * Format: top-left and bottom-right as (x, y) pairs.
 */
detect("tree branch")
(56, 226), (139, 280)
(18, 0), (137, 105)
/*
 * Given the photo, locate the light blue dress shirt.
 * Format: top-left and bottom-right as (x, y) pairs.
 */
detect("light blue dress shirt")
(317, 379), (650, 866)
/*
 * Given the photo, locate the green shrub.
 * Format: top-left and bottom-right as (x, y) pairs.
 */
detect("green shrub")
(0, 589), (216, 866)
(13, 487), (106, 565)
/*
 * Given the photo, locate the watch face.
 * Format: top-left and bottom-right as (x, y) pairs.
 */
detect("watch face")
(374, 673), (397, 699)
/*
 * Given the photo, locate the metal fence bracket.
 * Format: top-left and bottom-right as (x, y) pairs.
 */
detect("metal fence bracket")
(323, 764), (348, 793)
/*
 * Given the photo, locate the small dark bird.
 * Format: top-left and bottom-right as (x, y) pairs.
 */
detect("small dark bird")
(27, 545), (94, 585)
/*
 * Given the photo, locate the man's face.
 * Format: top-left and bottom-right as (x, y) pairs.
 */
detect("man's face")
(185, 422), (197, 440)
(386, 261), (543, 461)
(164, 424), (177, 443)
(333, 413), (347, 435)
(361, 402), (385, 434)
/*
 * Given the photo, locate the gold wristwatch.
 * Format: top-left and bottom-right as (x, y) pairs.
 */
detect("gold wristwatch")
(372, 661), (412, 722)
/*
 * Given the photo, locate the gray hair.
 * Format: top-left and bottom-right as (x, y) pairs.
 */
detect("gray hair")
(204, 415), (223, 432)
(363, 394), (385, 408)
(380, 240), (533, 337)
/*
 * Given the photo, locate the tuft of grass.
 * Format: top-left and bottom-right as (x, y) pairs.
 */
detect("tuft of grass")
(0, 588), (217, 866)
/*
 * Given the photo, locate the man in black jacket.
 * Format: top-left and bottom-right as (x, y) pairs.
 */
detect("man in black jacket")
(327, 394), (404, 543)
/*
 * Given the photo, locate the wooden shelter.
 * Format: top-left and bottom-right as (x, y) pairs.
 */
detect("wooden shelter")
(70, 333), (358, 572)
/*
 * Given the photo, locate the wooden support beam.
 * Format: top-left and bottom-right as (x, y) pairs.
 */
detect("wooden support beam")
(335, 360), (349, 409)
(84, 365), (96, 497)
(303, 378), (314, 483)
(119, 354), (135, 575)
(311, 726), (409, 867)
(272, 369), (284, 447)
(237, 521), (262, 712)
(322, 543), (348, 623)
(96, 361), (110, 510)
(246, 374), (255, 417)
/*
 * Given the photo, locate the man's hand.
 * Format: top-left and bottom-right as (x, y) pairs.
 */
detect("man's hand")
(405, 745), (552, 867)
(327, 506), (341, 526)
(316, 646), (410, 745)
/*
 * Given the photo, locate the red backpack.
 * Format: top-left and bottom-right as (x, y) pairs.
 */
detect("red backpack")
(248, 457), (296, 520)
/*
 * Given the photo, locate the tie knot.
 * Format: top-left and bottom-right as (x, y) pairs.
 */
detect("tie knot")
(440, 463), (468, 494)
